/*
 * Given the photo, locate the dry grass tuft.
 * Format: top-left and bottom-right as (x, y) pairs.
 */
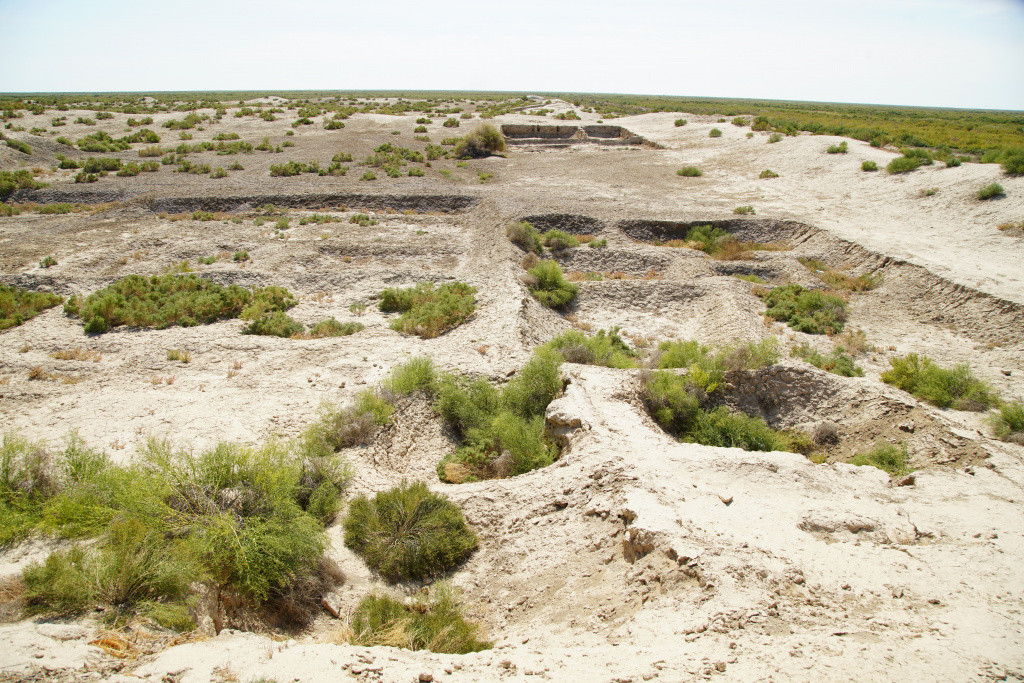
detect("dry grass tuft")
(50, 347), (102, 362)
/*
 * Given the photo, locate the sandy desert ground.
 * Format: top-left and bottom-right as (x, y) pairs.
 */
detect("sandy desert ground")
(0, 97), (1022, 682)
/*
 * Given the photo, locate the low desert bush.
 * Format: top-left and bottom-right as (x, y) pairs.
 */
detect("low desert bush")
(38, 256), (57, 268)
(541, 328), (637, 369)
(210, 167), (228, 179)
(791, 344), (862, 377)
(9, 436), (347, 627)
(767, 133), (783, 143)
(850, 443), (910, 477)
(0, 170), (48, 196)
(826, 141), (848, 154)
(348, 585), (490, 654)
(243, 312), (305, 338)
(408, 167), (425, 177)
(759, 169), (779, 178)
(861, 160), (878, 172)
(6, 139), (32, 155)
(442, 118), (460, 128)
(640, 351), (807, 454)
(709, 128), (722, 138)
(588, 238), (607, 248)
(976, 183), (1004, 200)
(360, 170), (377, 181)
(378, 282), (477, 338)
(541, 229), (580, 251)
(676, 166), (702, 177)
(880, 353), (998, 411)
(759, 284), (847, 334)
(63, 274), (296, 334)
(434, 347), (563, 482)
(343, 481), (477, 581)
(989, 402), (1024, 444)
(307, 319), (363, 338)
(507, 221), (542, 253)
(0, 285), (63, 331)
(733, 206), (755, 215)
(526, 260), (579, 310)
(674, 118), (687, 126)
(453, 124), (505, 158)
(887, 156), (921, 174)
(798, 258), (880, 291)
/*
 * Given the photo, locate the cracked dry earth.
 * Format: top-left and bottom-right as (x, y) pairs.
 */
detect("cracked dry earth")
(1, 101), (1023, 682)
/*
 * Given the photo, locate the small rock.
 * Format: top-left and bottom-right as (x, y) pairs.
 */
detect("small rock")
(1002, 370), (1011, 376)
(898, 421), (915, 433)
(322, 593), (343, 618)
(419, 674), (434, 682)
(719, 494), (733, 505)
(715, 662), (727, 672)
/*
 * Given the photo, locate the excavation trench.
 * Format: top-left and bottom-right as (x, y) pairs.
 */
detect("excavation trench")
(617, 217), (1024, 344)
(10, 188), (478, 214)
(501, 124), (659, 148)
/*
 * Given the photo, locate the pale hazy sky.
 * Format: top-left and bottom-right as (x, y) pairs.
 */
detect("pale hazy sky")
(2, 0), (1022, 110)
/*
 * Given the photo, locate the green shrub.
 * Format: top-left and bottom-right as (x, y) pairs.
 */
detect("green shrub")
(414, 125), (428, 133)
(361, 170), (377, 181)
(12, 436), (345, 626)
(850, 443), (910, 477)
(443, 118), (460, 128)
(0, 285), (63, 331)
(682, 224), (729, 254)
(6, 139), (32, 155)
(541, 229), (580, 250)
(674, 119), (687, 127)
(381, 356), (436, 397)
(945, 157), (962, 168)
(349, 586), (490, 654)
(435, 347), (563, 483)
(541, 328), (637, 368)
(63, 274), (295, 334)
(767, 133), (784, 143)
(733, 205), (755, 215)
(791, 344), (862, 377)
(588, 238), (607, 248)
(734, 273), (765, 283)
(887, 156), (921, 174)
(976, 183), (1004, 200)
(676, 166), (702, 177)
(990, 402), (1024, 443)
(243, 312), (305, 338)
(732, 117), (747, 127)
(453, 124), (505, 158)
(997, 149), (1024, 175)
(0, 169), (48, 196)
(826, 141), (848, 154)
(527, 260), (579, 310)
(379, 282), (477, 338)
(344, 481), (477, 581)
(507, 221), (542, 253)
(880, 353), (998, 411)
(641, 369), (805, 454)
(759, 169), (779, 178)
(759, 284), (847, 334)
(349, 213), (377, 227)
(39, 255), (57, 269)
(210, 167), (228, 178)
(83, 157), (121, 173)
(408, 167), (425, 177)
(709, 128), (723, 138)
(308, 318), (363, 338)
(861, 160), (878, 172)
